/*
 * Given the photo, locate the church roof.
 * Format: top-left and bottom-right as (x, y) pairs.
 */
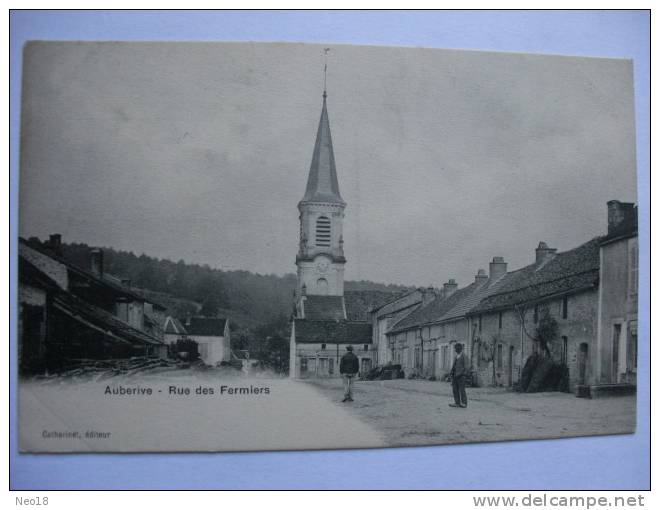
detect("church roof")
(293, 319), (372, 344)
(300, 95), (345, 205)
(303, 295), (346, 320)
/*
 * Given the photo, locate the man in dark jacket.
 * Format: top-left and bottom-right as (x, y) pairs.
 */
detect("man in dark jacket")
(449, 343), (469, 408)
(339, 345), (360, 402)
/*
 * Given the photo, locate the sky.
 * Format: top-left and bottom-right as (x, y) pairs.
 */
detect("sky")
(19, 41), (637, 287)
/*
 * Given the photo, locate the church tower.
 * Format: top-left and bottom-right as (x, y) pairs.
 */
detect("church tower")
(296, 90), (346, 299)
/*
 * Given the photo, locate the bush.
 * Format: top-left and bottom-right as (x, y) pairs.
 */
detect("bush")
(519, 353), (570, 393)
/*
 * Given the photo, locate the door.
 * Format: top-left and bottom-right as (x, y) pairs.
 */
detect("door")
(508, 346), (515, 386)
(612, 324), (621, 383)
(429, 350), (436, 378)
(578, 343), (588, 385)
(318, 357), (329, 377)
(21, 304), (45, 371)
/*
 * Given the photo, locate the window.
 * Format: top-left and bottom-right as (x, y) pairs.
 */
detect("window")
(301, 357), (308, 372)
(329, 358), (334, 375)
(321, 343), (326, 350)
(562, 296), (568, 320)
(315, 216), (331, 247)
(363, 344), (369, 351)
(497, 344), (503, 369)
(498, 312), (503, 329)
(316, 278), (328, 294)
(533, 305), (539, 323)
(361, 358), (372, 373)
(629, 239), (638, 297)
(561, 336), (568, 364)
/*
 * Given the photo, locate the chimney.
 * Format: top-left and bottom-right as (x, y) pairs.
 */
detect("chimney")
(489, 257), (507, 281)
(46, 233), (63, 257)
(535, 242), (557, 264)
(607, 200), (636, 235)
(474, 269), (488, 285)
(443, 279), (458, 298)
(421, 286), (436, 306)
(90, 248), (104, 278)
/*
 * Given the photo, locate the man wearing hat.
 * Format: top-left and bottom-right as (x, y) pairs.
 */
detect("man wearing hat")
(339, 345), (360, 402)
(449, 342), (469, 408)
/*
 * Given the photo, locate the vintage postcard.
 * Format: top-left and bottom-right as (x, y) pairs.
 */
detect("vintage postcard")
(17, 41), (638, 452)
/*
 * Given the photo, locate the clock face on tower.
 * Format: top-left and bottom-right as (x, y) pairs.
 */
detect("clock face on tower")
(315, 258), (330, 274)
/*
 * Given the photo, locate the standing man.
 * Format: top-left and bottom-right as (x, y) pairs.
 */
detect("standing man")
(340, 345), (359, 402)
(449, 343), (469, 408)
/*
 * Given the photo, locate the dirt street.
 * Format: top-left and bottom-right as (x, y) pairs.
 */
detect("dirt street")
(19, 373), (385, 452)
(305, 378), (637, 447)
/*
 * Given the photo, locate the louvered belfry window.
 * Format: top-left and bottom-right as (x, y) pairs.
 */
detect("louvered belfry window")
(315, 216), (331, 247)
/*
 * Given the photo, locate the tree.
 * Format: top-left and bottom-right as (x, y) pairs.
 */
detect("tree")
(513, 304), (556, 358)
(535, 309), (558, 358)
(264, 335), (289, 374)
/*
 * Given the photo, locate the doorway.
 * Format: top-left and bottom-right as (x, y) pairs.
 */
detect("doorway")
(578, 343), (589, 385)
(508, 346), (515, 386)
(612, 324), (622, 383)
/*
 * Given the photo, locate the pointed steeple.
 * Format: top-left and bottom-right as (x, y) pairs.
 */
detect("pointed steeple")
(300, 94), (345, 205)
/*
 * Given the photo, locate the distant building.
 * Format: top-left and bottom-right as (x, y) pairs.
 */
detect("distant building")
(387, 268), (510, 381)
(164, 316), (231, 366)
(369, 288), (428, 367)
(18, 236), (166, 374)
(163, 316), (188, 344)
(595, 200), (638, 387)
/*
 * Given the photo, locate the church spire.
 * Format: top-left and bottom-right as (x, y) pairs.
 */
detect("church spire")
(300, 91), (344, 205)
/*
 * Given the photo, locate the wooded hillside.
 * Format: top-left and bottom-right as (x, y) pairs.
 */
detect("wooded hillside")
(55, 241), (411, 329)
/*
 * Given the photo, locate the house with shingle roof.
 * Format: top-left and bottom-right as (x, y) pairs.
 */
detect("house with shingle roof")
(163, 316), (231, 366)
(468, 237), (602, 390)
(385, 260), (511, 380)
(18, 237), (166, 374)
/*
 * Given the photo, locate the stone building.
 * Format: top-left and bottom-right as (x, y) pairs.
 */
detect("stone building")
(379, 199), (636, 395)
(470, 238), (602, 392)
(595, 200), (638, 389)
(369, 288), (428, 367)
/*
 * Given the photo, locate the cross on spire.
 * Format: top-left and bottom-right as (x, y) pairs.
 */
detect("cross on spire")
(323, 47), (330, 99)
(300, 48), (344, 206)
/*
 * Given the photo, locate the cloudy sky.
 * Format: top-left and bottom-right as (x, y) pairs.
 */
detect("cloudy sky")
(19, 41), (637, 287)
